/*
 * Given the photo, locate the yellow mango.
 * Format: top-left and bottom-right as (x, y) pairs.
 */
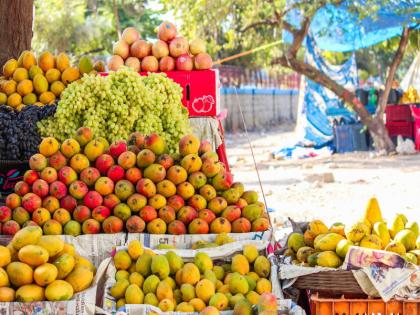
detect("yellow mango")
(15, 284), (44, 302)
(314, 233), (345, 251)
(373, 222), (390, 248)
(45, 279), (74, 301)
(65, 267), (93, 293)
(363, 197), (383, 226)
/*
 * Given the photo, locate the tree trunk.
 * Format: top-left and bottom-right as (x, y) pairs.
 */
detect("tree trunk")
(274, 56), (396, 152)
(0, 0), (34, 68)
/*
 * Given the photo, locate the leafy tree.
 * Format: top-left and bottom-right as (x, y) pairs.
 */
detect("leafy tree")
(163, 0), (418, 152)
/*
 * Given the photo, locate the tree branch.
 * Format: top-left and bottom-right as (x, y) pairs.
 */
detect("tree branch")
(287, 17), (311, 58)
(375, 27), (411, 118)
(240, 19), (279, 33)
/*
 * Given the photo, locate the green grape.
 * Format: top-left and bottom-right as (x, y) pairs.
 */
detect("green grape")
(38, 67), (191, 152)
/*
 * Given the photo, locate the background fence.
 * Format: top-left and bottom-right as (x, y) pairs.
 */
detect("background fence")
(221, 88), (299, 132)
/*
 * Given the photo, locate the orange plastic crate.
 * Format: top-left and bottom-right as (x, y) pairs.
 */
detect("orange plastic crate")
(310, 293), (420, 315)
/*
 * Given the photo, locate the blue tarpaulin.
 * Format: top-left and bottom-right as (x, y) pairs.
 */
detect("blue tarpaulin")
(285, 1), (420, 52)
(311, 1), (420, 52)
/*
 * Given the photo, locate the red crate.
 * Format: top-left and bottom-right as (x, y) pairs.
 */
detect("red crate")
(410, 105), (420, 150)
(100, 70), (220, 117)
(386, 105), (413, 122)
(386, 121), (413, 139)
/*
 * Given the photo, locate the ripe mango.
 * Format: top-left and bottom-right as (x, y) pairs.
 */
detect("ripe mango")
(329, 222), (345, 236)
(209, 292), (229, 311)
(156, 280), (173, 300)
(11, 226), (43, 250)
(0, 246), (11, 267)
(287, 233), (305, 252)
(127, 240), (143, 260)
(38, 51), (55, 72)
(403, 253), (417, 264)
(231, 254), (249, 275)
(0, 287), (15, 302)
(243, 244), (259, 263)
(405, 222), (419, 238)
(256, 278), (271, 294)
(136, 253), (152, 277)
(345, 221), (370, 242)
(110, 279), (130, 299)
(159, 298), (175, 311)
(303, 230), (315, 247)
(316, 251), (342, 268)
(29, 65), (43, 80)
(151, 255), (170, 279)
(363, 197), (383, 226)
(229, 272), (249, 295)
(176, 302), (195, 312)
(242, 204), (261, 222)
(254, 256), (270, 278)
(53, 253), (75, 279)
(34, 263), (58, 286)
(190, 297), (206, 311)
(61, 67), (80, 85)
(181, 263), (200, 285)
(166, 251), (184, 275)
(194, 252), (213, 273)
(244, 275), (256, 291)
(373, 222), (390, 248)
(65, 267), (93, 292)
(204, 269), (218, 286)
(15, 284), (44, 302)
(74, 255), (95, 274)
(125, 283), (144, 304)
(360, 235), (382, 250)
(37, 235), (64, 257)
(196, 279), (215, 303)
(45, 280), (74, 301)
(336, 239), (354, 258)
(180, 283), (196, 301)
(307, 220), (329, 237)
(56, 53), (70, 72)
(394, 229), (416, 251)
(314, 233), (345, 251)
(389, 215), (406, 239)
(18, 245), (49, 267)
(3, 59), (18, 78)
(307, 253), (319, 267)
(33, 74), (49, 94)
(296, 246), (316, 263)
(409, 249), (420, 265)
(0, 267), (9, 287)
(233, 298), (252, 315)
(213, 266), (225, 281)
(385, 241), (406, 255)
(143, 275), (160, 294)
(144, 292), (159, 306)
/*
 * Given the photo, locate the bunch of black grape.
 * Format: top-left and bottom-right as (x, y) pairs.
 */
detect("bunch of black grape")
(0, 105), (56, 161)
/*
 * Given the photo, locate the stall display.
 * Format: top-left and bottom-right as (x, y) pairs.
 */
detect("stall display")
(0, 51), (95, 109)
(109, 23), (212, 72)
(1, 130), (269, 236)
(284, 198), (419, 268)
(107, 241), (272, 312)
(0, 226), (95, 302)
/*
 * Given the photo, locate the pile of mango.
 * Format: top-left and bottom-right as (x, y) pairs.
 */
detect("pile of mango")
(286, 197), (420, 268)
(110, 241), (272, 312)
(0, 51), (100, 110)
(0, 226), (95, 302)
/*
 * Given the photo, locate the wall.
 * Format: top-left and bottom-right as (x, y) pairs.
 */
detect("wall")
(220, 88), (299, 132)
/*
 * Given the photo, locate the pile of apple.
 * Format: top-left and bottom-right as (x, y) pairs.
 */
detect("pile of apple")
(0, 128), (269, 236)
(108, 21), (213, 72)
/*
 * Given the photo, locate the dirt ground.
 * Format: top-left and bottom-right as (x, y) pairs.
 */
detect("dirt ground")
(225, 125), (420, 228)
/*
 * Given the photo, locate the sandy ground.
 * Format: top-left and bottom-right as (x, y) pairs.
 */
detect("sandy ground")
(225, 125), (420, 228)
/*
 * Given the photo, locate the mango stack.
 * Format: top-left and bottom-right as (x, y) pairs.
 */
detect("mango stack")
(0, 226), (95, 302)
(0, 51), (97, 110)
(110, 241), (271, 311)
(286, 197), (420, 268)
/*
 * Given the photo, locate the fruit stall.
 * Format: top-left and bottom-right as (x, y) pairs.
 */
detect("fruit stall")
(0, 20), (418, 315)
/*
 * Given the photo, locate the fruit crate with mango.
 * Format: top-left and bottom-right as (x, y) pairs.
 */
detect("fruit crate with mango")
(101, 239), (286, 314)
(277, 197), (419, 304)
(0, 225), (106, 313)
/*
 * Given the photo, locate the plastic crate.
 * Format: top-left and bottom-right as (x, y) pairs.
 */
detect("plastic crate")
(410, 105), (420, 150)
(333, 123), (368, 153)
(386, 105), (413, 122)
(386, 121), (413, 139)
(0, 160), (28, 203)
(310, 293), (419, 315)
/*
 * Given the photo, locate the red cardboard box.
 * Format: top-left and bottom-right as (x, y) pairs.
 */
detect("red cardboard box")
(101, 70), (220, 117)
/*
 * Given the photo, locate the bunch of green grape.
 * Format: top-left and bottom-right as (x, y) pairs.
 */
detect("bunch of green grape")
(37, 67), (191, 153)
